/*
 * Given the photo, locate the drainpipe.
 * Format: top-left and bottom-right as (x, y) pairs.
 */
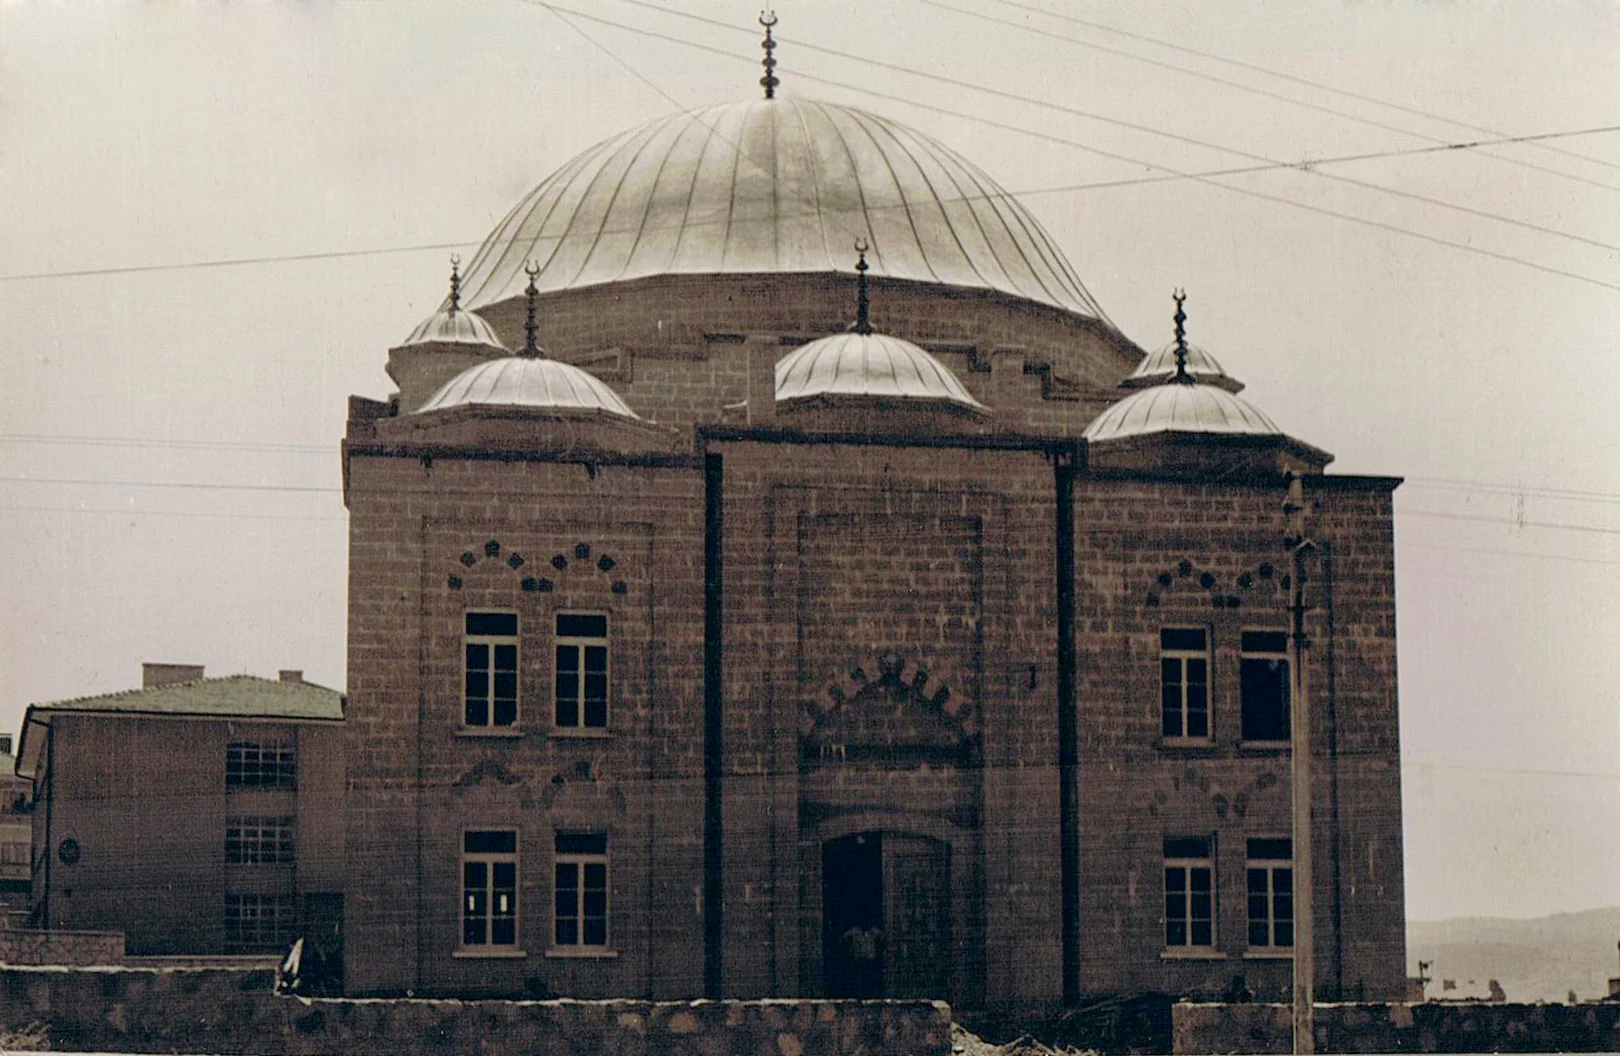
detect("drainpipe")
(1286, 474), (1318, 1053)
(703, 451), (725, 998)
(1054, 447), (1080, 1006)
(41, 723), (54, 930)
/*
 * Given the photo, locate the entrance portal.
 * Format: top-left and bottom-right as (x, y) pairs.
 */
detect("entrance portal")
(822, 831), (950, 999)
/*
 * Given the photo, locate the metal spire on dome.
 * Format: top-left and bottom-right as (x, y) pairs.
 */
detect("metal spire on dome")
(447, 255), (463, 313)
(521, 261), (543, 359)
(853, 239), (872, 335)
(1171, 288), (1192, 384)
(759, 10), (779, 99)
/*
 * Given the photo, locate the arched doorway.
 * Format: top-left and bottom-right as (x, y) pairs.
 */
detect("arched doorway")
(822, 830), (951, 999)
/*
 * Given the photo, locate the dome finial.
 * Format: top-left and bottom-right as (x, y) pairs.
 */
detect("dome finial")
(447, 254), (462, 313)
(853, 239), (872, 335)
(1171, 288), (1192, 384)
(522, 261), (543, 359)
(759, 10), (779, 100)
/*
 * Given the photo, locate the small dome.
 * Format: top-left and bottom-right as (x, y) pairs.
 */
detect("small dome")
(417, 357), (639, 419)
(401, 306), (505, 349)
(775, 332), (987, 413)
(1122, 340), (1243, 393)
(1084, 382), (1279, 443)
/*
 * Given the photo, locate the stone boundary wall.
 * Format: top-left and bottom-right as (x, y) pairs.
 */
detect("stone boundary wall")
(0, 928), (123, 966)
(0, 965), (952, 1056)
(1174, 1001), (1620, 1053)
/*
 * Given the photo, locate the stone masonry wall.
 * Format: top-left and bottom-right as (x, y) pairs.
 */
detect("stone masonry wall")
(0, 965), (951, 1056)
(1174, 1001), (1620, 1054)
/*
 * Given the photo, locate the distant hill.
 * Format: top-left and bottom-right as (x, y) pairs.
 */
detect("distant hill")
(1409, 907), (1620, 1004)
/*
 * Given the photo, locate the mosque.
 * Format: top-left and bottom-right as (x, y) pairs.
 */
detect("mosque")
(340, 32), (1406, 1007)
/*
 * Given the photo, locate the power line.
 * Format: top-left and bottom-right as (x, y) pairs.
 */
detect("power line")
(604, 0), (1620, 254)
(8, 119), (1618, 287)
(1398, 508), (1620, 537)
(926, 0), (1620, 195)
(0, 504), (345, 524)
(537, 4), (1620, 294)
(0, 433), (335, 455)
(974, 0), (1620, 181)
(0, 476), (340, 494)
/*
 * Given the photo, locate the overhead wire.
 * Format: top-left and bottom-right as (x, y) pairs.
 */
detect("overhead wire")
(529, 3), (1620, 293)
(922, 0), (1620, 194)
(973, 0), (1620, 180)
(6, 117), (1619, 286)
(599, 0), (1620, 254)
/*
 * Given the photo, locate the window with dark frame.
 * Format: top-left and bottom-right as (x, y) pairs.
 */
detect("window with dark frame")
(554, 613), (608, 729)
(1160, 627), (1210, 740)
(1240, 630), (1291, 742)
(1247, 837), (1295, 948)
(225, 893), (297, 953)
(226, 742), (296, 788)
(464, 611), (519, 728)
(225, 815), (295, 865)
(1164, 836), (1215, 949)
(553, 832), (608, 949)
(462, 830), (518, 948)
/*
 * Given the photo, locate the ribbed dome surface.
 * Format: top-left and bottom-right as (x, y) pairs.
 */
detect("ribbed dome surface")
(417, 357), (639, 418)
(401, 306), (505, 349)
(1123, 340), (1243, 392)
(1084, 383), (1279, 442)
(457, 99), (1108, 321)
(775, 332), (987, 412)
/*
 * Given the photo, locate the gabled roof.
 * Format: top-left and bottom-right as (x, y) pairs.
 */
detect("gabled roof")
(16, 676), (344, 779)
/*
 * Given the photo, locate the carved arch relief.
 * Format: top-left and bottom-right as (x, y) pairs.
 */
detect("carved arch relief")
(445, 538), (627, 596)
(1143, 556), (1290, 612)
(801, 651), (977, 763)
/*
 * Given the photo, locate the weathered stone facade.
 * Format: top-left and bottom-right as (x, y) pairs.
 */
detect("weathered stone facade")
(341, 95), (1405, 1009)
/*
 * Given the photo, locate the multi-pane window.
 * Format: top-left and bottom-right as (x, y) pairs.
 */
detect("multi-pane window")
(1247, 838), (1294, 949)
(1240, 630), (1291, 742)
(225, 815), (295, 864)
(464, 612), (519, 728)
(554, 614), (608, 729)
(225, 893), (298, 953)
(1164, 836), (1215, 949)
(226, 742), (296, 788)
(462, 830), (518, 948)
(1160, 628), (1210, 739)
(553, 832), (608, 949)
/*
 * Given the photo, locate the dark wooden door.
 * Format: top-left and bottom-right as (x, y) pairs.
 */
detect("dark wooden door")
(883, 834), (951, 999)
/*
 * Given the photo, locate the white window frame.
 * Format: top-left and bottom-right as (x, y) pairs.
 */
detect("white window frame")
(464, 610), (520, 729)
(1160, 627), (1211, 742)
(225, 814), (295, 865)
(1239, 628), (1291, 744)
(225, 892), (297, 953)
(1246, 837), (1295, 950)
(461, 829), (520, 951)
(226, 741), (296, 788)
(1164, 837), (1216, 951)
(552, 832), (610, 951)
(553, 612), (609, 731)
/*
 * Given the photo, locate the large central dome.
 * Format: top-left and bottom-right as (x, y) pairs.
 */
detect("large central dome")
(457, 98), (1108, 321)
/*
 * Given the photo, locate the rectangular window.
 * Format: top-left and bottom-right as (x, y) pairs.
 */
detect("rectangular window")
(225, 815), (295, 864)
(465, 611), (519, 728)
(554, 613), (608, 729)
(1160, 628), (1210, 740)
(1164, 836), (1215, 949)
(1247, 838), (1294, 948)
(226, 742), (296, 789)
(462, 830), (518, 948)
(1240, 630), (1291, 742)
(225, 893), (297, 953)
(553, 832), (608, 949)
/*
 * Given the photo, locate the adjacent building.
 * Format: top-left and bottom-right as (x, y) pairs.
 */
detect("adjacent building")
(0, 734), (30, 911)
(15, 664), (345, 960)
(341, 88), (1406, 1006)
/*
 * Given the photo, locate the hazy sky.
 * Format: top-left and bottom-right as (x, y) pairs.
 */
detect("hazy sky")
(1, 1), (1616, 923)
